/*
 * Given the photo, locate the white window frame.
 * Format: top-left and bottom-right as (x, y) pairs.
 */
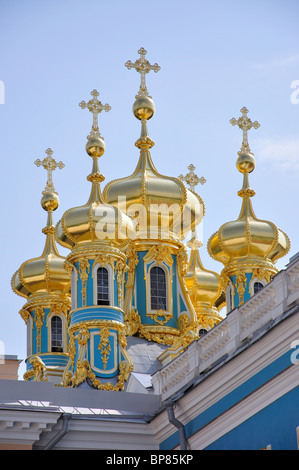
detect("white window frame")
(226, 283), (234, 313)
(47, 311), (67, 353)
(250, 277), (267, 296)
(145, 261), (172, 317)
(93, 262), (114, 307)
(71, 267), (78, 310)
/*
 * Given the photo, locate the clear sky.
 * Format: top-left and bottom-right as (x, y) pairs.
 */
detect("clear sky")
(0, 0), (298, 377)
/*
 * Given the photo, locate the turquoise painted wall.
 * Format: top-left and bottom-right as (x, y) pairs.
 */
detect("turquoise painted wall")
(231, 272), (252, 307)
(160, 351), (298, 450)
(205, 386), (299, 450)
(75, 259), (119, 309)
(32, 307), (50, 354)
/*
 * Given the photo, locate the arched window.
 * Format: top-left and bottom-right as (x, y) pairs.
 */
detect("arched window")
(97, 267), (110, 305)
(150, 266), (167, 311)
(51, 316), (63, 353)
(199, 329), (208, 336)
(254, 281), (264, 295)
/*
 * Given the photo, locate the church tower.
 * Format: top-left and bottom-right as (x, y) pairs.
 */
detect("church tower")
(55, 90), (135, 390)
(208, 107), (290, 311)
(11, 150), (71, 382)
(179, 165), (223, 331)
(103, 48), (205, 349)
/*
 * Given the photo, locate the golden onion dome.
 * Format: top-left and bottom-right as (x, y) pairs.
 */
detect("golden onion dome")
(208, 177), (290, 266)
(103, 125), (204, 240)
(11, 151), (71, 299)
(55, 90), (135, 250)
(55, 167), (135, 250)
(103, 49), (204, 241)
(207, 107), (290, 273)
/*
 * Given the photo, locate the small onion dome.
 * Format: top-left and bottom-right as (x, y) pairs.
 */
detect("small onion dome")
(207, 151), (290, 269)
(103, 98), (204, 241)
(185, 238), (222, 309)
(55, 139), (135, 250)
(11, 191), (71, 299)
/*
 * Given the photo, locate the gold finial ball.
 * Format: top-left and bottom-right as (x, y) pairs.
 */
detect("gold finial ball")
(133, 96), (155, 120)
(236, 152), (256, 173)
(86, 137), (105, 158)
(41, 191), (59, 212)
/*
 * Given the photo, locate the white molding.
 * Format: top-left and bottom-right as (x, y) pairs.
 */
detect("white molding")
(0, 410), (59, 446)
(249, 277), (267, 297)
(152, 310), (299, 446)
(188, 365), (299, 449)
(92, 263), (114, 307)
(71, 267), (78, 310)
(46, 311), (68, 353)
(145, 261), (172, 318)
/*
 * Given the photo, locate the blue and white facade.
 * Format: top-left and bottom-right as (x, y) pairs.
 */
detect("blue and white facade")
(3, 252), (299, 450)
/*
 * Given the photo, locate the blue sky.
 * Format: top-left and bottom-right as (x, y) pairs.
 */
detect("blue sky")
(0, 0), (298, 376)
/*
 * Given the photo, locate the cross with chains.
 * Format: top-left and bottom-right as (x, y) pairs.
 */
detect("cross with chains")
(125, 47), (160, 98)
(79, 89), (111, 139)
(230, 107), (260, 154)
(35, 148), (64, 194)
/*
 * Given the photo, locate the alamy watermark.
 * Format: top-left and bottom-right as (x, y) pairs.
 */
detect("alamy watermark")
(290, 80), (299, 104)
(290, 340), (299, 365)
(93, 198), (204, 241)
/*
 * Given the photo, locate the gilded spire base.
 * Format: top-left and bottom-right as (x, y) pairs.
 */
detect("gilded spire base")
(237, 188), (256, 198)
(87, 172), (105, 183)
(42, 225), (55, 236)
(135, 118), (155, 149)
(135, 136), (155, 149)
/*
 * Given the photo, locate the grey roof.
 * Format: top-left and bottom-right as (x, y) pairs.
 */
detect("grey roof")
(126, 336), (167, 375)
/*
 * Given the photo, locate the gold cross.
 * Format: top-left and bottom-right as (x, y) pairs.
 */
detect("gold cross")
(35, 148), (64, 194)
(179, 164), (206, 191)
(230, 107), (260, 154)
(79, 89), (111, 139)
(125, 47), (161, 98)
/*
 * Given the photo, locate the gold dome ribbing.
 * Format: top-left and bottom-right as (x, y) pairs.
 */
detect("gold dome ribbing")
(11, 150), (71, 299)
(103, 48), (204, 241)
(208, 107), (290, 284)
(55, 90), (135, 251)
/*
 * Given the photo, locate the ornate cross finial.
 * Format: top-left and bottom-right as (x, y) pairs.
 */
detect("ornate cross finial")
(79, 89), (111, 139)
(179, 164), (206, 191)
(125, 47), (161, 98)
(35, 148), (64, 194)
(230, 107), (260, 154)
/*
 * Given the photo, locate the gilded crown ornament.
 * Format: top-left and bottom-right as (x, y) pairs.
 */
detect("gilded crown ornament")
(34, 148), (64, 195)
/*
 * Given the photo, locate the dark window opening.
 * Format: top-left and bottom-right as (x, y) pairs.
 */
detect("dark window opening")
(97, 267), (110, 305)
(254, 281), (264, 294)
(199, 329), (208, 336)
(150, 266), (167, 311)
(51, 316), (63, 352)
